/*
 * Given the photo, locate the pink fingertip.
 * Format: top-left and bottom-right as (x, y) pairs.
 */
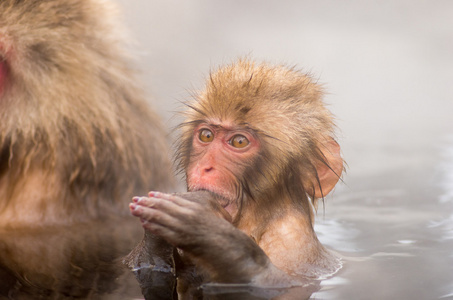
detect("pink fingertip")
(132, 197), (139, 203)
(137, 197), (149, 204)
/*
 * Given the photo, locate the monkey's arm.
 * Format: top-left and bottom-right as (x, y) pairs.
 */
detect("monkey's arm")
(129, 192), (291, 285)
(123, 230), (176, 299)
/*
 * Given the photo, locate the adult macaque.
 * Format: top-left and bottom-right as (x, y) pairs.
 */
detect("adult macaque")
(0, 0), (174, 297)
(128, 59), (344, 292)
(0, 0), (174, 227)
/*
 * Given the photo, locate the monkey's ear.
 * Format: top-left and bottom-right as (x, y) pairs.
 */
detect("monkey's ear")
(305, 140), (343, 198)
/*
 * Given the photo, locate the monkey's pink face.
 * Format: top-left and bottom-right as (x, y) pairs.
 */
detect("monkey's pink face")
(187, 122), (260, 218)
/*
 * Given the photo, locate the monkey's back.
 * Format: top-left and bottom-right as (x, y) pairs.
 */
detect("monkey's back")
(0, 0), (175, 226)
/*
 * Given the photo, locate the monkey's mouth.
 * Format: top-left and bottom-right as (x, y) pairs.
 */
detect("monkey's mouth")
(190, 187), (233, 209)
(192, 188), (229, 207)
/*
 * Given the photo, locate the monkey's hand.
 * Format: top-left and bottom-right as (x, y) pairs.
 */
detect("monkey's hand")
(129, 191), (275, 284)
(172, 191), (233, 223)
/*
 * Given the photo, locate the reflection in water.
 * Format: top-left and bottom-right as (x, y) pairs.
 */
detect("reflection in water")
(125, 229), (324, 299)
(201, 282), (319, 300)
(127, 269), (321, 300)
(0, 217), (143, 299)
(2, 219), (324, 299)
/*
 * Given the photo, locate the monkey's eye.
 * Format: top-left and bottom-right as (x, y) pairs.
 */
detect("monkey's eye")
(230, 135), (249, 148)
(199, 129), (214, 143)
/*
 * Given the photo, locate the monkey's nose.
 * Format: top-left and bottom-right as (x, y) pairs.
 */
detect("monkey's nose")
(201, 166), (214, 174)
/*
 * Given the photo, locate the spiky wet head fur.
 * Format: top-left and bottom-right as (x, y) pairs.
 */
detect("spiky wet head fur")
(177, 59), (338, 220)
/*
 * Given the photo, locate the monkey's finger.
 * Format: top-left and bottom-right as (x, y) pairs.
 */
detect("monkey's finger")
(148, 191), (199, 209)
(132, 196), (157, 208)
(128, 203), (136, 214)
(130, 204), (181, 228)
(134, 197), (193, 220)
(141, 221), (180, 245)
(149, 191), (232, 222)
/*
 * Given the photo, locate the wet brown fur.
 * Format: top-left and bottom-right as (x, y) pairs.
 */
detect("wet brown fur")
(0, 0), (175, 227)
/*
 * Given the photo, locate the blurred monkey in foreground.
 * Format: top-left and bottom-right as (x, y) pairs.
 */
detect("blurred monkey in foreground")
(0, 0), (174, 227)
(0, 0), (175, 298)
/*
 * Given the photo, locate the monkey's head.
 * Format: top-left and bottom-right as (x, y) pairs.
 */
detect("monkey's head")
(177, 59), (344, 221)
